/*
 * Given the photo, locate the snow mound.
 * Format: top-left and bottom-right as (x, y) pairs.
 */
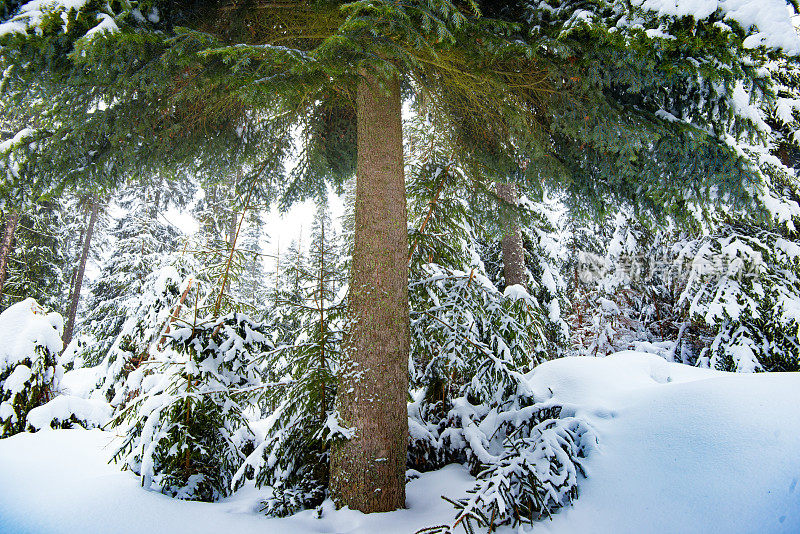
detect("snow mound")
(527, 350), (723, 406)
(0, 298), (63, 369)
(528, 352), (800, 534)
(26, 395), (112, 431)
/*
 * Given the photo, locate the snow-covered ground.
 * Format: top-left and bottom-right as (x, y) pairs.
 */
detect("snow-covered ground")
(529, 352), (800, 534)
(1, 351), (798, 534)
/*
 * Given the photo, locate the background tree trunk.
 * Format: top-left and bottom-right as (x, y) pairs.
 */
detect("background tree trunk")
(63, 197), (99, 348)
(0, 210), (20, 306)
(330, 73), (409, 513)
(495, 182), (527, 288)
(67, 224), (87, 312)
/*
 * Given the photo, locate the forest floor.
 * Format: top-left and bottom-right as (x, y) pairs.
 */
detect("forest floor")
(1, 351), (798, 534)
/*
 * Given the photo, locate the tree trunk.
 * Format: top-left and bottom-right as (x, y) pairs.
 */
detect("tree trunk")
(63, 197), (99, 348)
(330, 73), (409, 513)
(66, 203), (91, 318)
(67, 227), (86, 309)
(318, 218), (326, 426)
(0, 210), (20, 305)
(495, 182), (526, 288)
(225, 209), (237, 294)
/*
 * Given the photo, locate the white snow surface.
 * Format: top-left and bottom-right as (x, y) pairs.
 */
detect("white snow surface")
(528, 352), (800, 534)
(0, 430), (474, 534)
(59, 366), (102, 398)
(0, 298), (63, 369)
(1, 351), (799, 534)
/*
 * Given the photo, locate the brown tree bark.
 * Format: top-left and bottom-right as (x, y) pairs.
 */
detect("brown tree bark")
(63, 196), (99, 348)
(329, 73), (409, 513)
(0, 210), (20, 304)
(495, 182), (527, 288)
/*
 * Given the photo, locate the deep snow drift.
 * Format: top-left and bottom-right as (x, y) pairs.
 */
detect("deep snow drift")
(1, 351), (798, 534)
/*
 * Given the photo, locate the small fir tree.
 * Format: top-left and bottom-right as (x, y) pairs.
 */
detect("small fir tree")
(237, 202), (345, 516)
(111, 311), (272, 502)
(0, 298), (63, 437)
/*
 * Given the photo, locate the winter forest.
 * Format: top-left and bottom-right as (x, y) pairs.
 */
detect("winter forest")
(0, 1), (799, 533)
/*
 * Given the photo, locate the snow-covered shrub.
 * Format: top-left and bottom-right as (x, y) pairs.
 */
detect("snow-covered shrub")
(89, 263), (194, 406)
(408, 263), (543, 469)
(239, 332), (339, 516)
(410, 264), (541, 394)
(236, 327), (339, 517)
(411, 355), (595, 531)
(680, 225), (800, 372)
(565, 214), (712, 363)
(25, 395), (111, 431)
(110, 312), (271, 502)
(408, 263), (595, 529)
(425, 407), (595, 533)
(0, 298), (63, 438)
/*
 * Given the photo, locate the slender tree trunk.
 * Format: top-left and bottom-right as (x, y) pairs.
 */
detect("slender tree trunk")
(495, 182), (526, 288)
(330, 73), (409, 513)
(212, 181), (255, 318)
(228, 210), (238, 250)
(225, 210), (237, 294)
(66, 201), (91, 317)
(67, 226), (86, 308)
(63, 197), (99, 348)
(0, 210), (20, 305)
(151, 189), (161, 220)
(319, 219), (326, 426)
(273, 239), (280, 307)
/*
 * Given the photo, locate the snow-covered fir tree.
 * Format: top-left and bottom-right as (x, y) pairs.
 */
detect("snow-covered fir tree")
(238, 202), (345, 516)
(679, 224), (800, 372)
(0, 298), (62, 437)
(77, 179), (183, 366)
(88, 260), (195, 407)
(2, 200), (67, 311)
(271, 238), (307, 346)
(111, 310), (272, 502)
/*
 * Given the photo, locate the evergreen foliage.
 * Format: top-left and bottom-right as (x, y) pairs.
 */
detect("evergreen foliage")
(513, 0), (800, 222)
(565, 212), (691, 358)
(2, 0), (800, 525)
(237, 211), (270, 315)
(484, 193), (570, 358)
(237, 203), (344, 516)
(680, 224), (800, 372)
(0, 298), (62, 438)
(564, 209), (800, 374)
(111, 311), (271, 502)
(405, 112), (594, 530)
(2, 200), (66, 310)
